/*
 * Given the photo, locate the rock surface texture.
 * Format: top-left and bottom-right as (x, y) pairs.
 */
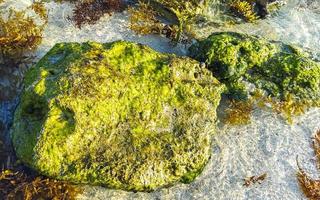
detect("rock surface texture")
(11, 41), (224, 191)
(189, 32), (320, 101)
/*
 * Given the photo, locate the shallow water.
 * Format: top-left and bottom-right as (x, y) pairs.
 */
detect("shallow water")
(78, 108), (320, 200)
(198, 0), (320, 57)
(1, 0), (320, 199)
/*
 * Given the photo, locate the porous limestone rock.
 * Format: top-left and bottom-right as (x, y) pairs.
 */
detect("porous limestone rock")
(11, 41), (225, 191)
(189, 32), (320, 101)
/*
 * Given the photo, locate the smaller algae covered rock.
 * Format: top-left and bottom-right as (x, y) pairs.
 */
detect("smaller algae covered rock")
(11, 41), (224, 191)
(144, 0), (212, 24)
(131, 0), (212, 41)
(228, 0), (285, 22)
(128, 1), (285, 42)
(189, 32), (320, 101)
(255, 0), (286, 17)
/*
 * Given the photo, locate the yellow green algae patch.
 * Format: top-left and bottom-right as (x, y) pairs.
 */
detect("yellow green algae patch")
(11, 41), (225, 191)
(140, 0), (211, 24)
(128, 0), (213, 42)
(227, 0), (285, 22)
(189, 32), (320, 102)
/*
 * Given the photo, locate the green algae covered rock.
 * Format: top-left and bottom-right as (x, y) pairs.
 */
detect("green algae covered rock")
(150, 0), (211, 20)
(143, 0), (211, 20)
(189, 32), (320, 101)
(227, 0), (286, 21)
(11, 41), (224, 191)
(142, 0), (213, 31)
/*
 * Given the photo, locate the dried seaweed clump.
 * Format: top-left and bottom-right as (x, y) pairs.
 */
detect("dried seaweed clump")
(297, 130), (320, 200)
(0, 169), (82, 200)
(69, 0), (125, 28)
(0, 3), (47, 65)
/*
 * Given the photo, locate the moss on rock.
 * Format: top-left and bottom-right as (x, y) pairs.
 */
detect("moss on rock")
(227, 0), (285, 22)
(11, 41), (224, 191)
(149, 0), (211, 21)
(128, 0), (213, 42)
(189, 32), (320, 101)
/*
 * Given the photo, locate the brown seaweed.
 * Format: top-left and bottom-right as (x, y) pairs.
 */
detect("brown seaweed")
(297, 130), (320, 200)
(224, 99), (254, 125)
(70, 0), (125, 28)
(128, 1), (179, 41)
(243, 173), (267, 187)
(31, 1), (49, 23)
(0, 169), (83, 200)
(0, 5), (45, 65)
(0, 132), (83, 200)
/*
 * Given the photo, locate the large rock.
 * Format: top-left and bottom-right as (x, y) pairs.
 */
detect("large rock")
(189, 32), (320, 101)
(11, 41), (224, 191)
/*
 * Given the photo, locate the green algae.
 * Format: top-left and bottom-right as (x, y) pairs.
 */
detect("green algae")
(11, 41), (224, 191)
(228, 0), (259, 22)
(149, 0), (211, 22)
(189, 32), (320, 125)
(226, 0), (285, 22)
(133, 0), (284, 42)
(128, 0), (212, 42)
(189, 32), (320, 102)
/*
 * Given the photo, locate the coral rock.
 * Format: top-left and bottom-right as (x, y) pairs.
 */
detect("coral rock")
(11, 41), (224, 191)
(189, 32), (320, 101)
